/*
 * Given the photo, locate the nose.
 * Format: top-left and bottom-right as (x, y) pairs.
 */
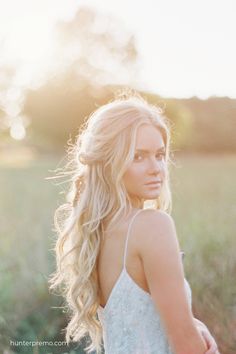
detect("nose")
(147, 156), (163, 175)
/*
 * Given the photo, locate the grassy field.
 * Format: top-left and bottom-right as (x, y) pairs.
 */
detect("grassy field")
(171, 154), (236, 354)
(0, 152), (235, 353)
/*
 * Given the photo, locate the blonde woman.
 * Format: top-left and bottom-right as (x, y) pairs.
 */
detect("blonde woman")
(49, 93), (219, 354)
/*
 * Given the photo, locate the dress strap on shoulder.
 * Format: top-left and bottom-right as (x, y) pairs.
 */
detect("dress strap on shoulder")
(123, 209), (145, 269)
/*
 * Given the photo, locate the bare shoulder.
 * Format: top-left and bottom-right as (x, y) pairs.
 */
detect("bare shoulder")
(134, 208), (181, 269)
(136, 208), (174, 225)
(136, 209), (177, 245)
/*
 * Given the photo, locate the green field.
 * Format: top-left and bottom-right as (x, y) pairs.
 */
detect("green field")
(0, 153), (235, 354)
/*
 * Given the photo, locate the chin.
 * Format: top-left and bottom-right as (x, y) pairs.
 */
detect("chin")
(149, 196), (160, 200)
(143, 193), (161, 199)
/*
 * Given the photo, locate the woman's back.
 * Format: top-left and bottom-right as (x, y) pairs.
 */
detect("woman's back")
(98, 208), (151, 308)
(97, 208), (192, 354)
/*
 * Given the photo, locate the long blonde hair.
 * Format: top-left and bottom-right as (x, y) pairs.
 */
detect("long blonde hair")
(48, 92), (172, 353)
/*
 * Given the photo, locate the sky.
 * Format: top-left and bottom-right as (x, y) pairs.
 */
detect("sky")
(81, 0), (236, 99)
(0, 0), (235, 119)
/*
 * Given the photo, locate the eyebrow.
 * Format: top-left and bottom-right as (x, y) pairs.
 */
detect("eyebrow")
(135, 146), (166, 153)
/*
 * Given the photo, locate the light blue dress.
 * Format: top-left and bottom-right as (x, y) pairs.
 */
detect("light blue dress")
(97, 209), (192, 354)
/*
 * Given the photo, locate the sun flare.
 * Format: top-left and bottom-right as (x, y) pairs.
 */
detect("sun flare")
(2, 17), (54, 87)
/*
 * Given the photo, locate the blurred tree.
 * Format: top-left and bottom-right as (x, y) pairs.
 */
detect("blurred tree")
(54, 7), (139, 85)
(181, 96), (236, 152)
(24, 6), (140, 151)
(0, 66), (16, 144)
(141, 92), (194, 152)
(164, 100), (194, 150)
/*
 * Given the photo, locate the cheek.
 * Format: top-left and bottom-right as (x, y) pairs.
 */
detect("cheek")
(123, 165), (144, 186)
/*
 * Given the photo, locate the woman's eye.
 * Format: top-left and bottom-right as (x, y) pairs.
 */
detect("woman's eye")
(134, 155), (142, 160)
(134, 152), (165, 162)
(156, 153), (165, 160)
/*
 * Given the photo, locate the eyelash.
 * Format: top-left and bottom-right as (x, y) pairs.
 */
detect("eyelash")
(134, 152), (165, 161)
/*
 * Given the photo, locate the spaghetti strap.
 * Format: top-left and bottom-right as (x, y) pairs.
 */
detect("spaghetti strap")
(98, 208), (193, 354)
(123, 209), (145, 269)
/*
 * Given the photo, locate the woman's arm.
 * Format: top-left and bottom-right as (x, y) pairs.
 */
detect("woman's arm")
(137, 210), (207, 354)
(193, 318), (220, 354)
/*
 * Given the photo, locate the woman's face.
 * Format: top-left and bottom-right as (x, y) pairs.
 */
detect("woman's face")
(123, 124), (167, 208)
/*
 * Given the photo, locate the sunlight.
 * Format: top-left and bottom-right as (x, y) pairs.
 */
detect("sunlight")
(8, 116), (28, 140)
(10, 122), (26, 141)
(4, 17), (53, 87)
(0, 2), (62, 141)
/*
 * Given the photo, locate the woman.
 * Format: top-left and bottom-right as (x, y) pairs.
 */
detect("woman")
(49, 93), (219, 354)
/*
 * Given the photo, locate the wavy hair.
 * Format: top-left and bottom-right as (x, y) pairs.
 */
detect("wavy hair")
(48, 92), (173, 353)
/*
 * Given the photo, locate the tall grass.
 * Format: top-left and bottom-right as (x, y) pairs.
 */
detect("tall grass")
(171, 153), (236, 353)
(0, 153), (235, 353)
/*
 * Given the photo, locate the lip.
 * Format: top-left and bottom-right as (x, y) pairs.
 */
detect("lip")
(145, 181), (162, 185)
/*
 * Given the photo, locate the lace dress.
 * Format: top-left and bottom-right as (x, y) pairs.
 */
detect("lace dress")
(97, 209), (192, 354)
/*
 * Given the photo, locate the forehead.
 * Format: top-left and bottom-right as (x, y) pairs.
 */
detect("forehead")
(135, 124), (164, 149)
